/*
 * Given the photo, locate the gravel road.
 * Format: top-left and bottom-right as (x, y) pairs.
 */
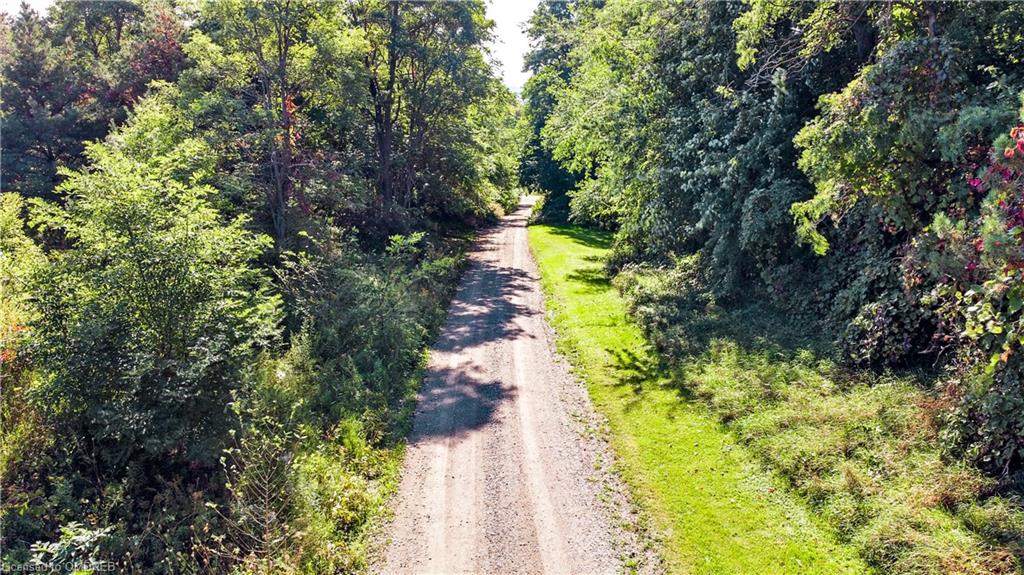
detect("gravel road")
(376, 197), (651, 575)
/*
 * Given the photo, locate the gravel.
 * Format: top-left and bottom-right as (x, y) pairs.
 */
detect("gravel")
(374, 198), (660, 575)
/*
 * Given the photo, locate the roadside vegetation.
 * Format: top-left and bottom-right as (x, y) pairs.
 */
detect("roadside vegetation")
(532, 222), (1024, 574)
(523, 0), (1024, 573)
(5, 0), (1024, 573)
(530, 224), (867, 574)
(0, 1), (517, 572)
(618, 263), (1024, 574)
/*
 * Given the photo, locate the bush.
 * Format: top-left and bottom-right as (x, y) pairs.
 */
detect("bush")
(29, 143), (282, 468)
(291, 450), (372, 573)
(0, 193), (46, 475)
(491, 185), (522, 216)
(280, 231), (463, 428)
(207, 343), (411, 575)
(920, 122), (1024, 479)
(29, 522), (115, 574)
(1, 139), (282, 572)
(838, 293), (933, 368)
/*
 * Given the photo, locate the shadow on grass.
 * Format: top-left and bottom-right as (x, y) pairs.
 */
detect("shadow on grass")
(607, 347), (695, 404)
(542, 224), (614, 250)
(546, 224), (705, 405)
(541, 224), (848, 407)
(566, 266), (611, 294)
(545, 225), (834, 362)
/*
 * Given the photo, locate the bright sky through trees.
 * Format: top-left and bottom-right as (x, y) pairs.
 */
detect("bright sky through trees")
(0, 0), (50, 14)
(486, 0), (538, 93)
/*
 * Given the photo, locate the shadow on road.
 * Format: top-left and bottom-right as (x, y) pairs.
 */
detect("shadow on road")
(434, 262), (538, 355)
(409, 226), (537, 441)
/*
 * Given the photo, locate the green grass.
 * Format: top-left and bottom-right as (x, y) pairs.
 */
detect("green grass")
(614, 260), (1024, 575)
(528, 224), (867, 574)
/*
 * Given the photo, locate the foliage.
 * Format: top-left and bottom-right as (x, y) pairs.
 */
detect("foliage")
(0, 194), (49, 565)
(524, 0), (1024, 570)
(468, 85), (522, 216)
(0, 193), (43, 353)
(918, 122), (1024, 479)
(30, 140), (281, 467)
(0, 0), (186, 199)
(542, 0), (663, 229)
(517, 0), (580, 217)
(175, 0), (516, 247)
(1, 0), (511, 571)
(29, 522), (115, 574)
(188, 0), (344, 245)
(347, 0), (504, 228)
(526, 0), (1024, 486)
(794, 36), (978, 255)
(614, 256), (1024, 575)
(278, 230), (463, 422)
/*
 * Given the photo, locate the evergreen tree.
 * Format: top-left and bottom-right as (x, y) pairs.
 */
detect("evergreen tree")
(0, 4), (105, 198)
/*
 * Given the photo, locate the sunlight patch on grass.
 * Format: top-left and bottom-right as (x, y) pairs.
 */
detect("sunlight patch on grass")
(528, 224), (867, 574)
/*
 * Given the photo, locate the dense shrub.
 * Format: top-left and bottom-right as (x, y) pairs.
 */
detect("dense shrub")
(279, 231), (463, 426)
(0, 194), (50, 564)
(918, 122), (1024, 479)
(30, 143), (281, 468)
(0, 139), (280, 570)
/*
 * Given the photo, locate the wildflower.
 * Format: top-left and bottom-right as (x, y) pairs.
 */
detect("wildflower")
(1005, 147), (1016, 159)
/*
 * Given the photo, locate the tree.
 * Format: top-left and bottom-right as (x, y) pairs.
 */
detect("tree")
(0, 4), (105, 198)
(517, 0), (579, 212)
(0, 1), (186, 200)
(350, 0), (495, 225)
(49, 0), (143, 57)
(30, 98), (282, 469)
(194, 0), (329, 245)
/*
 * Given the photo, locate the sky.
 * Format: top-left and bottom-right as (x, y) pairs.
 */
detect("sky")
(1, 0), (50, 14)
(0, 0), (537, 93)
(486, 0), (539, 94)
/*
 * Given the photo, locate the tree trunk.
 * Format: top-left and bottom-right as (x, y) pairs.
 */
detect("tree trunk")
(367, 1), (401, 221)
(274, 42), (293, 245)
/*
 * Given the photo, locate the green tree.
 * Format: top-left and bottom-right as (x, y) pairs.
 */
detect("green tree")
(30, 105), (281, 468)
(0, 4), (105, 198)
(192, 0), (331, 245)
(518, 0), (579, 207)
(349, 0), (498, 224)
(0, 1), (186, 200)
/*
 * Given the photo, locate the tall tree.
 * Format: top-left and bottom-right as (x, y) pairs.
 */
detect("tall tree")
(0, 4), (104, 198)
(518, 0), (579, 207)
(197, 0), (326, 245)
(0, 1), (185, 200)
(350, 0), (494, 225)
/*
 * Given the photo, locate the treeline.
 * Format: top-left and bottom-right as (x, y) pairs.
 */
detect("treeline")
(526, 0), (1024, 483)
(522, 0), (1024, 572)
(0, 1), (517, 572)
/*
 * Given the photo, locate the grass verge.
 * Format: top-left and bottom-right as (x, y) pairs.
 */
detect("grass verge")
(528, 224), (866, 574)
(615, 256), (1024, 575)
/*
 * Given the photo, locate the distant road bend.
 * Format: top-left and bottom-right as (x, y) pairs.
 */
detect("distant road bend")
(377, 197), (635, 574)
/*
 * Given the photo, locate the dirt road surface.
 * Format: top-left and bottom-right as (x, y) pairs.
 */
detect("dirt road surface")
(376, 198), (645, 574)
